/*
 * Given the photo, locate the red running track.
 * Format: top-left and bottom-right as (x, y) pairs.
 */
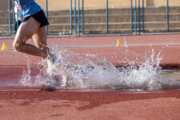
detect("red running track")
(0, 34), (180, 120)
(0, 90), (180, 120)
(0, 34), (180, 67)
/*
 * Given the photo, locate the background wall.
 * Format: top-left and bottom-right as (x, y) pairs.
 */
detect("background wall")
(0, 0), (180, 11)
(0, 1), (8, 10)
(35, 0), (180, 10)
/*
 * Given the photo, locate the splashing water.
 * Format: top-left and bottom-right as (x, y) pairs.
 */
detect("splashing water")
(20, 49), (163, 91)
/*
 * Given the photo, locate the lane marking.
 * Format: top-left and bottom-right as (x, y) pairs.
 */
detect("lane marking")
(4, 42), (180, 51)
(52, 43), (180, 49)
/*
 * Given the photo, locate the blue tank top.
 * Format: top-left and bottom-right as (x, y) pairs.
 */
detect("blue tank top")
(16, 0), (41, 18)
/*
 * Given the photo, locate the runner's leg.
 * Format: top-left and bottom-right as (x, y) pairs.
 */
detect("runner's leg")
(33, 25), (70, 87)
(13, 17), (48, 58)
(32, 26), (50, 55)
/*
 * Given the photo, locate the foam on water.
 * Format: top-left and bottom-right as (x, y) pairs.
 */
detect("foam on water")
(20, 49), (165, 91)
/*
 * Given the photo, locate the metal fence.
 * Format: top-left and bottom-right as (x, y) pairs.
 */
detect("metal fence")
(142, 0), (169, 33)
(0, 0), (180, 37)
(0, 0), (11, 36)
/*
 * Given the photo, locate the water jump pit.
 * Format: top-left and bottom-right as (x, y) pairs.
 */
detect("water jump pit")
(0, 50), (180, 92)
(1, 34), (180, 91)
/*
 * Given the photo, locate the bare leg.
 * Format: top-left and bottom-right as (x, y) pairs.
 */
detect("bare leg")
(13, 17), (70, 88)
(13, 17), (48, 58)
(32, 26), (50, 55)
(32, 24), (71, 87)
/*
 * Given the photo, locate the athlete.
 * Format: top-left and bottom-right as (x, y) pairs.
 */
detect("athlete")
(13, 0), (23, 33)
(13, 0), (50, 59)
(12, 0), (69, 90)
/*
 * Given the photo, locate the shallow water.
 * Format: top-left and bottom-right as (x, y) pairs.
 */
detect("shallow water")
(0, 50), (180, 91)
(0, 67), (180, 91)
(17, 50), (180, 91)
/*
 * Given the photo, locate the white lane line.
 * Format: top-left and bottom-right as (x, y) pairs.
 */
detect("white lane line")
(4, 43), (180, 51)
(51, 43), (180, 49)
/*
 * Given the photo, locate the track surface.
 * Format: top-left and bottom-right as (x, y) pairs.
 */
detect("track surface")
(0, 34), (180, 120)
(0, 90), (180, 120)
(0, 34), (180, 67)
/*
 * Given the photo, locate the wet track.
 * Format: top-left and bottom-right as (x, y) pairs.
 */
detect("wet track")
(0, 34), (180, 120)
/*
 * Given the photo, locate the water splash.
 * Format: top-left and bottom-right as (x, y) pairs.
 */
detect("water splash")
(20, 58), (49, 87)
(19, 49), (164, 91)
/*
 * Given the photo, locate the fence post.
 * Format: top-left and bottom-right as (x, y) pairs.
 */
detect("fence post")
(142, 0), (144, 32)
(166, 0), (169, 32)
(78, 0), (80, 36)
(82, 0), (84, 34)
(70, 0), (73, 34)
(135, 0), (137, 34)
(45, 0), (48, 34)
(8, 0), (12, 36)
(138, 0), (141, 34)
(131, 0), (133, 32)
(106, 0), (109, 33)
(12, 1), (15, 36)
(74, 0), (77, 36)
